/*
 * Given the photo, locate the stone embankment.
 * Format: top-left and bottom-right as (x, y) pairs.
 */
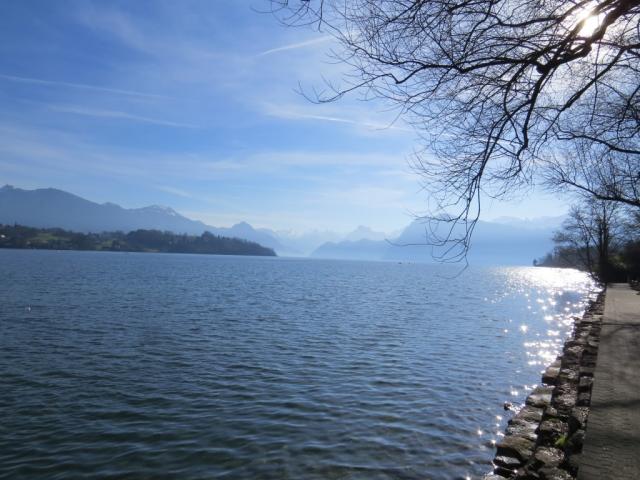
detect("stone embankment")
(485, 292), (605, 480)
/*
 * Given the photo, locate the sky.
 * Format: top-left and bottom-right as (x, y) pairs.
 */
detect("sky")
(0, 0), (567, 234)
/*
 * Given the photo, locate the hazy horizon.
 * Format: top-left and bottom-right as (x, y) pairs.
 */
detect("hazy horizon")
(0, 183), (567, 238)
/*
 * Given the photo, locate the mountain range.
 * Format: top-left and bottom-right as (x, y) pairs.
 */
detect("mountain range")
(0, 185), (561, 264)
(0, 185), (287, 251)
(309, 218), (556, 265)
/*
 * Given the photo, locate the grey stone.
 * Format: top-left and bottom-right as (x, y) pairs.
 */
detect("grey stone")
(512, 405), (544, 424)
(514, 468), (539, 480)
(580, 315), (598, 324)
(579, 366), (595, 377)
(494, 454), (523, 469)
(576, 391), (591, 406)
(542, 366), (560, 385)
(553, 391), (577, 414)
(557, 368), (579, 384)
(578, 376), (593, 392)
(581, 353), (598, 367)
(526, 385), (554, 408)
(538, 418), (568, 444)
(532, 447), (564, 469)
(494, 465), (518, 478)
(576, 392), (591, 407)
(565, 428), (585, 454)
(543, 406), (560, 420)
(568, 406), (589, 433)
(496, 435), (536, 463)
(563, 345), (584, 362)
(505, 420), (539, 442)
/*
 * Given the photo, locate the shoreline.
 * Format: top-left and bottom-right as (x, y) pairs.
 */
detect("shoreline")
(485, 289), (605, 479)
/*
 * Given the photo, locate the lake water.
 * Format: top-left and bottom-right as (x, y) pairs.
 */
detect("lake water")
(0, 250), (595, 479)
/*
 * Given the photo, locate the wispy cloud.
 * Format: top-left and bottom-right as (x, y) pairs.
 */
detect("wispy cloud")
(262, 102), (413, 133)
(155, 185), (196, 198)
(0, 73), (165, 99)
(258, 36), (333, 56)
(48, 105), (198, 129)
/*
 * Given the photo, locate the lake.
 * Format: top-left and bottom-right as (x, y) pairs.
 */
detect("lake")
(0, 250), (595, 479)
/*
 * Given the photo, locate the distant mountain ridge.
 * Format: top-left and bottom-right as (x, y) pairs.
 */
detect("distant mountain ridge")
(311, 218), (556, 265)
(0, 185), (558, 264)
(0, 185), (284, 251)
(344, 225), (388, 242)
(312, 238), (391, 261)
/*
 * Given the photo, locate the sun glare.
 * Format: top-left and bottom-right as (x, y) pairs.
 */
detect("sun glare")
(577, 12), (603, 37)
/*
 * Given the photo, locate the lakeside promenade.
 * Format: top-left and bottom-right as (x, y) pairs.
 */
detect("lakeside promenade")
(579, 284), (640, 479)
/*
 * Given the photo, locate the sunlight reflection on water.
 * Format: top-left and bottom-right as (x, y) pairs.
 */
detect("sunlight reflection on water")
(483, 267), (597, 448)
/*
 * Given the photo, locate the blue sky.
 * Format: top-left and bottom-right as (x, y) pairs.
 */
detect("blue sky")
(0, 0), (566, 233)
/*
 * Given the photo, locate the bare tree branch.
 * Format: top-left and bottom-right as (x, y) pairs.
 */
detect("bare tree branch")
(269, 0), (640, 259)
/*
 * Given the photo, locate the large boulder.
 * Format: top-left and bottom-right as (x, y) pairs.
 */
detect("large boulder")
(526, 385), (554, 408)
(531, 447), (564, 470)
(568, 407), (589, 433)
(538, 418), (568, 444)
(496, 435), (536, 463)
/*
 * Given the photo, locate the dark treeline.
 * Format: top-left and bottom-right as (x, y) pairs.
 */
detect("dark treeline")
(535, 203), (639, 283)
(0, 224), (276, 257)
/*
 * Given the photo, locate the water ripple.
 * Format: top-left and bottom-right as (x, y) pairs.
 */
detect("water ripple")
(0, 251), (594, 479)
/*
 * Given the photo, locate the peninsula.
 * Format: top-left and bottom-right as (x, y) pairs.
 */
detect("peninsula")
(0, 224), (276, 257)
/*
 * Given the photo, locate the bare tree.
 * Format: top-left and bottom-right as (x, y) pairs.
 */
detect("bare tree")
(552, 199), (622, 281)
(545, 135), (640, 208)
(268, 0), (640, 259)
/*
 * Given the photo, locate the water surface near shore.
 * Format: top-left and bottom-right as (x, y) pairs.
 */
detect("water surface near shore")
(0, 250), (594, 479)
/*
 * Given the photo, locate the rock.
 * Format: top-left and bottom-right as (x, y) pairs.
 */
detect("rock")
(543, 406), (560, 420)
(568, 407), (589, 433)
(526, 386), (554, 408)
(506, 420), (539, 442)
(512, 405), (544, 424)
(578, 376), (593, 392)
(496, 435), (536, 463)
(581, 353), (598, 367)
(494, 465), (518, 478)
(554, 381), (575, 396)
(495, 454), (523, 470)
(576, 392), (591, 406)
(514, 467), (539, 479)
(557, 368), (579, 384)
(538, 418), (568, 444)
(542, 366), (560, 385)
(538, 466), (573, 480)
(531, 447), (564, 470)
(579, 366), (595, 377)
(565, 429), (585, 454)
(580, 315), (598, 324)
(562, 345), (584, 365)
(553, 391), (577, 415)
